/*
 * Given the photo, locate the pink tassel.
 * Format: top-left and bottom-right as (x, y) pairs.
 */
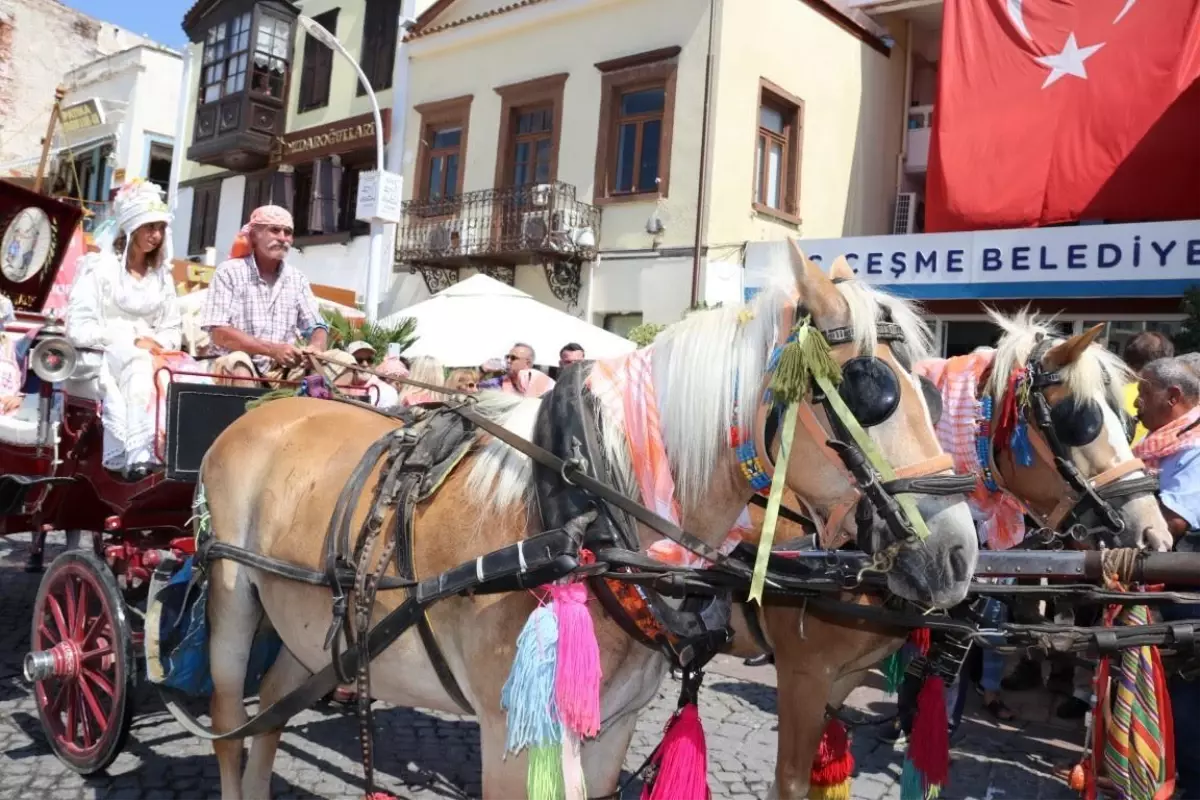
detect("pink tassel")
(642, 703), (709, 800)
(550, 582), (602, 738)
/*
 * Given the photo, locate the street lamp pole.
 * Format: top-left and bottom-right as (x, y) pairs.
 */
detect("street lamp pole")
(296, 15), (387, 321)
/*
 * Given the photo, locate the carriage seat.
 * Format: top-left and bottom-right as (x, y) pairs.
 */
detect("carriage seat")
(0, 393), (45, 446)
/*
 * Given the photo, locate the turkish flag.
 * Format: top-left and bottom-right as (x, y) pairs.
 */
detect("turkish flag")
(926, 0), (1200, 232)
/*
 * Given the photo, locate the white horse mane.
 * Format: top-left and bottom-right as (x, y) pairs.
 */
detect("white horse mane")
(466, 261), (934, 514)
(985, 308), (1131, 410)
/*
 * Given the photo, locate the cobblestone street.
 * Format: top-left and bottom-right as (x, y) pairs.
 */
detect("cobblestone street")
(0, 535), (1081, 799)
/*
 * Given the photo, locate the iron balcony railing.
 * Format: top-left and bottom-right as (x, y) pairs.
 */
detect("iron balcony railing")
(395, 181), (600, 265)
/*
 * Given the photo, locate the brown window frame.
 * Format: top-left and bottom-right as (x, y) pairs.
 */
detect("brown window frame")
(198, 11), (253, 106)
(593, 47), (680, 205)
(188, 180), (222, 255)
(493, 73), (567, 190)
(752, 78), (804, 225)
(297, 8), (338, 112)
(412, 95), (473, 213)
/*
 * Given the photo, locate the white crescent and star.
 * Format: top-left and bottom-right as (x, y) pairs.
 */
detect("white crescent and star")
(1035, 33), (1105, 88)
(1005, 0), (1137, 89)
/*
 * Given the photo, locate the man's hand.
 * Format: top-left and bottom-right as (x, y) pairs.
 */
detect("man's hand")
(0, 395), (23, 414)
(134, 337), (162, 354)
(272, 342), (304, 367)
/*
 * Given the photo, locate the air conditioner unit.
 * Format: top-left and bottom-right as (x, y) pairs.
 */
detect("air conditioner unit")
(892, 192), (919, 235)
(520, 210), (551, 246)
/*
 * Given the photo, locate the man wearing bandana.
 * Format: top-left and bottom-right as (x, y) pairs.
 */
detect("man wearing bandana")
(201, 205), (336, 385)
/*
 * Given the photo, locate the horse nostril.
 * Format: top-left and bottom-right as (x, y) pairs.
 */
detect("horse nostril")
(948, 545), (969, 581)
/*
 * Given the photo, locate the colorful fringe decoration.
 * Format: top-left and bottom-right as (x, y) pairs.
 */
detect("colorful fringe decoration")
(900, 676), (949, 800)
(810, 718), (854, 800)
(642, 703), (709, 800)
(1090, 603), (1175, 800)
(882, 650), (910, 696)
(502, 585), (602, 800)
(550, 583), (602, 738)
(767, 317), (843, 406)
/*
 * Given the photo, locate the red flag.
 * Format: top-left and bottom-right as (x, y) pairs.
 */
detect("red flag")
(926, 0), (1200, 232)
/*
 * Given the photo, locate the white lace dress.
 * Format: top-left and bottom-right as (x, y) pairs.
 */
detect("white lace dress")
(66, 251), (183, 470)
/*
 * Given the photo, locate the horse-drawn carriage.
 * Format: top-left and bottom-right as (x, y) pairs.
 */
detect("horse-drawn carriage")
(0, 183), (271, 773)
(5, 178), (1200, 799)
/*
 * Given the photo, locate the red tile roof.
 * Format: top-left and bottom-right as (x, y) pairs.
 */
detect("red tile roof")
(405, 0), (550, 40)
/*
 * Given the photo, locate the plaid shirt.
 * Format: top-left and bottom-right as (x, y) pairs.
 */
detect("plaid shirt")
(201, 256), (325, 372)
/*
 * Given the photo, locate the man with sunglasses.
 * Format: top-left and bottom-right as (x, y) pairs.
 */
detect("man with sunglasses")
(499, 342), (555, 397)
(202, 205), (332, 385)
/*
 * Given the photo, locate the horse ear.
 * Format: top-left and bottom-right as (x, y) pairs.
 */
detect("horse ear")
(787, 240), (842, 318)
(1044, 324), (1105, 370)
(828, 256), (855, 281)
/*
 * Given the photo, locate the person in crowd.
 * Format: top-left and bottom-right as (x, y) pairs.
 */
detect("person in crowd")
(501, 342), (555, 397)
(321, 349), (400, 409)
(347, 340), (377, 367)
(66, 180), (200, 480)
(1123, 331), (1175, 445)
(0, 293), (25, 416)
(1132, 356), (1200, 798)
(201, 205), (332, 386)
(478, 357), (505, 390)
(447, 368), (480, 394)
(398, 356), (446, 406)
(559, 342), (585, 370)
(1178, 351), (1200, 378)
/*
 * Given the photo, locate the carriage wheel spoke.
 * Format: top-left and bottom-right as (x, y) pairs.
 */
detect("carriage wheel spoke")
(64, 579), (79, 639)
(75, 685), (95, 748)
(72, 580), (90, 640)
(77, 677), (108, 736)
(38, 623), (57, 647)
(80, 610), (106, 647)
(65, 683), (77, 745)
(46, 594), (69, 643)
(80, 645), (113, 663)
(48, 680), (68, 717)
(81, 668), (114, 697)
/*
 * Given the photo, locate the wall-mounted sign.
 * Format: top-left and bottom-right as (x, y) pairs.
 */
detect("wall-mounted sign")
(280, 110), (392, 164)
(744, 220), (1200, 301)
(355, 170), (403, 224)
(59, 99), (106, 134)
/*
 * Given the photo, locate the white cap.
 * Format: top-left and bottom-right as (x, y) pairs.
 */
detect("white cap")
(347, 340), (375, 356)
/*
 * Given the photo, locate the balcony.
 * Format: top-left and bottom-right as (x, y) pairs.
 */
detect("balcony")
(395, 182), (601, 267)
(905, 105), (933, 173)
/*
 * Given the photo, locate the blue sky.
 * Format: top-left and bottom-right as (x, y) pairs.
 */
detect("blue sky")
(62, 0), (195, 50)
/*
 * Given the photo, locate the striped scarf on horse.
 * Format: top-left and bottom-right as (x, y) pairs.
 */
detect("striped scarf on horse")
(588, 349), (750, 567)
(915, 350), (1027, 550)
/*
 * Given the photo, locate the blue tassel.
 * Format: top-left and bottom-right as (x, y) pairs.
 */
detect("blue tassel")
(501, 603), (562, 753)
(900, 758), (926, 800)
(1010, 419), (1034, 467)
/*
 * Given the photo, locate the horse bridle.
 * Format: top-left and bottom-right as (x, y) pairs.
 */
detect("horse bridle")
(989, 335), (1159, 538)
(741, 299), (976, 558)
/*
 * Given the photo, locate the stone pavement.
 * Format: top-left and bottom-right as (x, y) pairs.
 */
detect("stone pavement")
(0, 534), (1082, 799)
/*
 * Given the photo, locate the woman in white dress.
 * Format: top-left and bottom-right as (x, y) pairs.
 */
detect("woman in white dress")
(66, 180), (189, 480)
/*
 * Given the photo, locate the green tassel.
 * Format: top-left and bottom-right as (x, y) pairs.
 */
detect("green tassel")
(769, 318), (842, 405)
(900, 759), (925, 800)
(245, 387), (298, 411)
(528, 744), (565, 800)
(883, 650), (909, 696)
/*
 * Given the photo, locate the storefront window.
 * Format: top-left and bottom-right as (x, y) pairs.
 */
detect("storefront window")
(1084, 319), (1182, 358)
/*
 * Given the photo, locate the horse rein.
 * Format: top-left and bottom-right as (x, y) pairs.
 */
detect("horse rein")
(986, 336), (1159, 537)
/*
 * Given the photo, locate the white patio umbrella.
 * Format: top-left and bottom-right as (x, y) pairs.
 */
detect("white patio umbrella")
(379, 273), (636, 367)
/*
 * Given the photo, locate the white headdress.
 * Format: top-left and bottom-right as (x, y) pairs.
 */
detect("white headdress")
(111, 179), (172, 265)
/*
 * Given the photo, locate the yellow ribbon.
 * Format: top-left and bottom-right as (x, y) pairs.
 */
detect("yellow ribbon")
(749, 402), (799, 604)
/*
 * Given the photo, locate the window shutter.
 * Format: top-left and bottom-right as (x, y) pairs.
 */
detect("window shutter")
(270, 171), (294, 215)
(188, 189), (206, 255)
(326, 161), (343, 232)
(308, 159), (325, 233)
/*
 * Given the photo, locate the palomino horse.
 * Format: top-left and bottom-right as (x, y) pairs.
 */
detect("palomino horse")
(732, 306), (1172, 799)
(197, 244), (979, 799)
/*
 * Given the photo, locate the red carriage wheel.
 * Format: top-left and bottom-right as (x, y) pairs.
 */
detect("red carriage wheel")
(25, 549), (134, 775)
